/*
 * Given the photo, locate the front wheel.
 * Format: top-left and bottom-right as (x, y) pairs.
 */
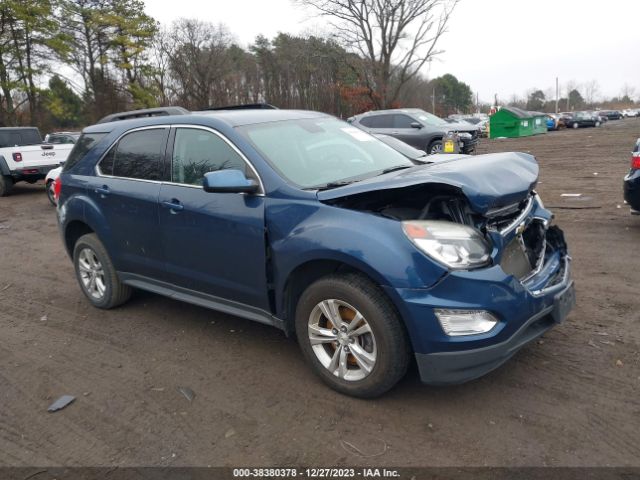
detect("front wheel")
(73, 233), (132, 309)
(595, 121), (601, 127)
(295, 273), (410, 398)
(572, 122), (579, 129)
(46, 180), (56, 206)
(428, 140), (443, 155)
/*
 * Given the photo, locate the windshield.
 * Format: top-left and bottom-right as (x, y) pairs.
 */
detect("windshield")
(238, 118), (414, 189)
(374, 134), (427, 161)
(413, 110), (449, 127)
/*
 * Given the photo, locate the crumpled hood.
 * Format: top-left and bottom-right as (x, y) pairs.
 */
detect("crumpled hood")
(317, 152), (539, 214)
(446, 122), (480, 133)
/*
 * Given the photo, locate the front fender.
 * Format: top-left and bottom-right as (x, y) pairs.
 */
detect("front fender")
(266, 198), (447, 315)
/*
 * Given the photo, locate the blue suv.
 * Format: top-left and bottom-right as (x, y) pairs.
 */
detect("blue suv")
(57, 108), (575, 397)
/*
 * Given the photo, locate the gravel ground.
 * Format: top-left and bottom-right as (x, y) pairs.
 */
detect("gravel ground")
(0, 118), (638, 467)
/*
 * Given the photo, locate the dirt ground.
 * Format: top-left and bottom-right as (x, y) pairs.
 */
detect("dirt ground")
(0, 119), (639, 468)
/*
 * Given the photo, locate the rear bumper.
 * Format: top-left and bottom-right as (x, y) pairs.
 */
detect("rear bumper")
(10, 163), (60, 181)
(624, 170), (640, 212)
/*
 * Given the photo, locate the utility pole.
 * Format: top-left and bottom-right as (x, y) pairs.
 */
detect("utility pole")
(555, 77), (559, 114)
(432, 87), (436, 114)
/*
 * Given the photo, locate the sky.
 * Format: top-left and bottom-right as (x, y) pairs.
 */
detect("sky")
(144, 0), (640, 104)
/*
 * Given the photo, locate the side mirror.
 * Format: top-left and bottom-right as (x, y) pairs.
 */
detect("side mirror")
(410, 122), (423, 129)
(203, 169), (259, 194)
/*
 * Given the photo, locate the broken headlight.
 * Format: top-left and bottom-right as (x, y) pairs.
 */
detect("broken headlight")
(402, 220), (491, 270)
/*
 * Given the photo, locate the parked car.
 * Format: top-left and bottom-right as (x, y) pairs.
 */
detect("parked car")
(56, 107), (575, 398)
(564, 112), (600, 129)
(44, 131), (81, 144)
(589, 111), (608, 125)
(0, 127), (74, 196)
(348, 109), (480, 155)
(622, 109), (640, 118)
(597, 110), (623, 121)
(623, 138), (640, 215)
(546, 113), (565, 130)
(45, 166), (62, 205)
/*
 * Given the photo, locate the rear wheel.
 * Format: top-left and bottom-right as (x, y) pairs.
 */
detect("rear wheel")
(295, 273), (410, 398)
(595, 121), (601, 127)
(0, 175), (13, 197)
(73, 233), (132, 309)
(572, 122), (579, 129)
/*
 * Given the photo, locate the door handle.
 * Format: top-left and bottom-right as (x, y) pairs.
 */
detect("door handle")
(161, 200), (184, 212)
(95, 186), (110, 196)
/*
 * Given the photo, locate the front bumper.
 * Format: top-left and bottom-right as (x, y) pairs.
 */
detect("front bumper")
(623, 169), (640, 213)
(383, 199), (574, 385)
(461, 136), (479, 154)
(415, 270), (574, 385)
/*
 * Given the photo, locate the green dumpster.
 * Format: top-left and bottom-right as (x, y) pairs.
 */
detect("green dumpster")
(490, 107), (547, 138)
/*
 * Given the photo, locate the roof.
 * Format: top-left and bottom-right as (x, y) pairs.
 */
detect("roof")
(96, 106), (190, 124)
(84, 109), (331, 134)
(354, 108), (427, 117)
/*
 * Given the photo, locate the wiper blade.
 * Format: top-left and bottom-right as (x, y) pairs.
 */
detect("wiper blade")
(314, 180), (355, 191)
(379, 165), (413, 175)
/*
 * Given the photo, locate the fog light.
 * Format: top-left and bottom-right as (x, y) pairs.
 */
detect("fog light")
(434, 309), (498, 336)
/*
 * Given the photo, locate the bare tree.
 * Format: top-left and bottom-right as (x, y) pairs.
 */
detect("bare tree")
(296, 0), (458, 108)
(620, 83), (636, 103)
(584, 79), (600, 106)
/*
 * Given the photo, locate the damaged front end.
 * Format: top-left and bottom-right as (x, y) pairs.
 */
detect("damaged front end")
(321, 181), (569, 292)
(316, 152), (574, 385)
(318, 158), (575, 385)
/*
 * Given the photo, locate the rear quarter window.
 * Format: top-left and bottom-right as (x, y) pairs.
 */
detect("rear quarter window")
(63, 133), (107, 171)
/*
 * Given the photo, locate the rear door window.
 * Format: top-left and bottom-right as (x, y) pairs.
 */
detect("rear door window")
(100, 128), (168, 180)
(0, 131), (21, 148)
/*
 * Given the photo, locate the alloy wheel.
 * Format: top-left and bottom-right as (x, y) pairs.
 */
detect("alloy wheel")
(78, 248), (106, 299)
(307, 299), (377, 381)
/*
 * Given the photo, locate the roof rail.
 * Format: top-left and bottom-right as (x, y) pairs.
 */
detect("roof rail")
(204, 103), (278, 111)
(96, 106), (190, 124)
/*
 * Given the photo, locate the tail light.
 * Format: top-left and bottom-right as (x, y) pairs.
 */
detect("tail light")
(632, 154), (640, 170)
(53, 176), (62, 201)
(12, 152), (22, 162)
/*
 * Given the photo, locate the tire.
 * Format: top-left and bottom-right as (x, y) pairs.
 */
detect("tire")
(295, 273), (410, 398)
(46, 180), (56, 206)
(428, 140), (443, 155)
(595, 121), (601, 127)
(572, 122), (579, 129)
(73, 233), (132, 309)
(0, 175), (13, 197)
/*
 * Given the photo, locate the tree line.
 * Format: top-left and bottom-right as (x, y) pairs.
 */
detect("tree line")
(506, 81), (638, 114)
(0, 0), (475, 131)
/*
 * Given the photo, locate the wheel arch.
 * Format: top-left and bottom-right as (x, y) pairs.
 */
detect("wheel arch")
(278, 256), (399, 337)
(64, 220), (95, 258)
(427, 136), (444, 152)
